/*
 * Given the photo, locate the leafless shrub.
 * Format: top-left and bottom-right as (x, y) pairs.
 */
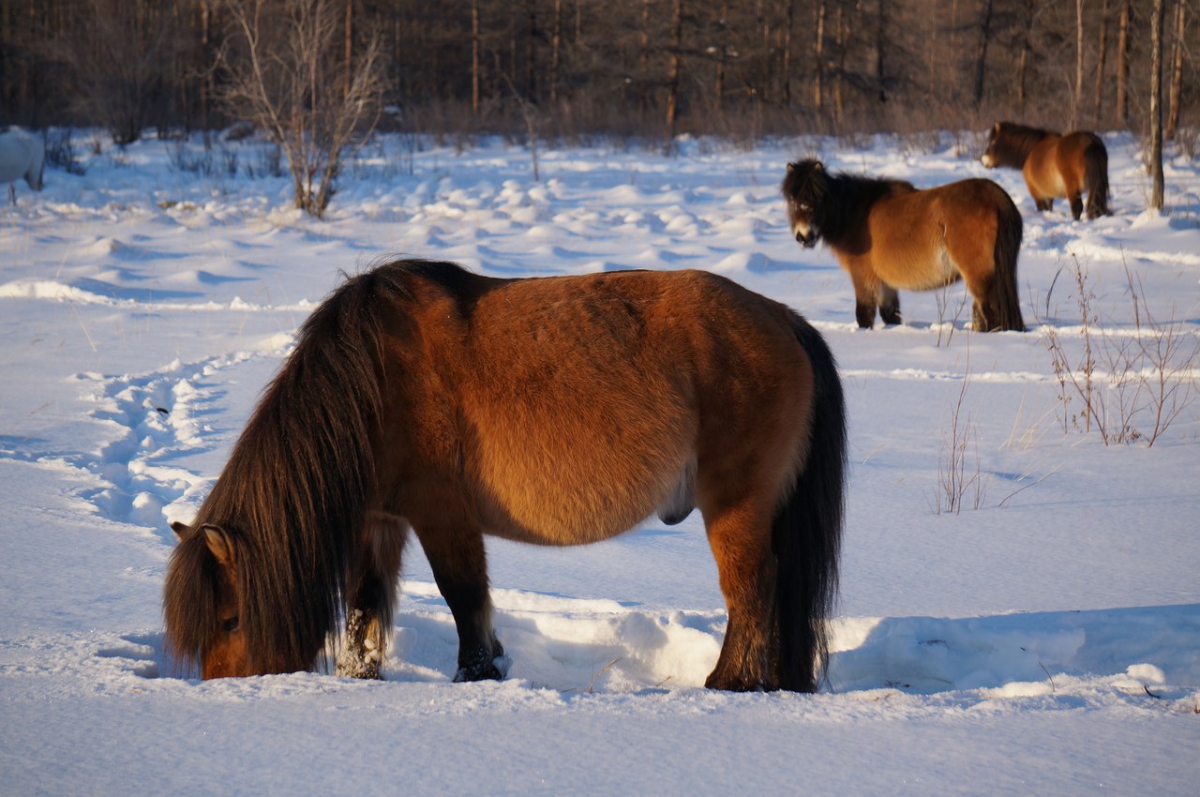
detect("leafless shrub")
(931, 367), (989, 515)
(43, 129), (88, 176)
(219, 0), (388, 218)
(1037, 256), (1199, 447)
(933, 283), (970, 347)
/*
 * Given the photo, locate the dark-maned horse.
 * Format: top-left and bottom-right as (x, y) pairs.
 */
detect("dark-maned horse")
(164, 259), (847, 693)
(981, 122), (1111, 220)
(782, 160), (1025, 332)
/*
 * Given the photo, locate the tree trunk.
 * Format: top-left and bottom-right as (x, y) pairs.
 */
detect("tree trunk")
(526, 1), (537, 101)
(200, 0), (212, 131)
(815, 0), (826, 111)
(782, 0), (795, 105)
(665, 0), (683, 150)
(640, 0), (652, 120)
(471, 0), (480, 115)
(1166, 0), (1186, 140)
(974, 0), (994, 108)
(1074, 0), (1085, 128)
(344, 0), (353, 100)
(835, 1), (847, 125)
(550, 0), (562, 103)
(1150, 0), (1166, 210)
(1093, 0), (1110, 125)
(715, 0), (729, 115)
(1017, 0), (1034, 114)
(875, 0), (886, 104)
(1116, 0), (1131, 124)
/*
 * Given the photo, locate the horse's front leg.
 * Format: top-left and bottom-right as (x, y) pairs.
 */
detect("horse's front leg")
(335, 518), (406, 679)
(414, 524), (508, 682)
(845, 263), (879, 329)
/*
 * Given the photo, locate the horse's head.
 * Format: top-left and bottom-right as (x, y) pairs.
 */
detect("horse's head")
(164, 521), (252, 679)
(782, 160), (829, 248)
(980, 122), (1003, 168)
(980, 122), (1038, 169)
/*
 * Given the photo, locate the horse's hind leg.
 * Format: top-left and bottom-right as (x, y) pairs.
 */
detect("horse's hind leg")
(336, 517), (407, 679)
(879, 284), (902, 326)
(1068, 193), (1084, 220)
(703, 504), (778, 691)
(413, 524), (507, 682)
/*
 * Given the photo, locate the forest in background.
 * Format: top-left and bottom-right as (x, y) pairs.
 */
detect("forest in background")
(0, 0), (1194, 146)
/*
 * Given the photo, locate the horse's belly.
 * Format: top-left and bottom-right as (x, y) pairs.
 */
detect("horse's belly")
(467, 397), (696, 546)
(1026, 151), (1067, 198)
(475, 453), (689, 546)
(869, 229), (958, 291)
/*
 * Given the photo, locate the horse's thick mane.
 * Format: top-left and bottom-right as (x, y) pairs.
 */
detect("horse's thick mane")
(164, 259), (468, 673)
(990, 122), (1054, 166)
(783, 162), (914, 246)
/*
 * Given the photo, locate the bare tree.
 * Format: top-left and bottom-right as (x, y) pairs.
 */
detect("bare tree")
(814, 0), (827, 111)
(471, 0), (481, 116)
(221, 0), (386, 218)
(975, 0), (995, 108)
(1150, 0), (1166, 211)
(1074, 0), (1085, 128)
(782, 0), (795, 105)
(1016, 0), (1036, 114)
(1166, 0), (1186, 140)
(665, 0), (684, 150)
(1116, 0), (1131, 124)
(59, 0), (179, 144)
(1093, 0), (1110, 124)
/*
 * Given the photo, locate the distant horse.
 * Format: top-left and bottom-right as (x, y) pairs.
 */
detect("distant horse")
(981, 122), (1110, 220)
(0, 129), (45, 203)
(782, 160), (1025, 332)
(165, 260), (847, 693)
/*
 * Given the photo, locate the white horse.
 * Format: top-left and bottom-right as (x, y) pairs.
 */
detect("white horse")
(0, 129), (45, 203)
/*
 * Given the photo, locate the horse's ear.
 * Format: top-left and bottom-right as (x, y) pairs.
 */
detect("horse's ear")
(202, 525), (236, 569)
(170, 521), (194, 540)
(994, 122), (1001, 134)
(814, 161), (824, 172)
(787, 162), (795, 173)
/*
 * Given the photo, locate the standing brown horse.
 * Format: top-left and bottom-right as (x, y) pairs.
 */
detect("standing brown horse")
(981, 122), (1111, 220)
(782, 160), (1025, 332)
(164, 259), (847, 693)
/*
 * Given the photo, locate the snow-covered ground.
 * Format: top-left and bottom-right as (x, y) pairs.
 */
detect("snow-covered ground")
(2, 130), (1198, 795)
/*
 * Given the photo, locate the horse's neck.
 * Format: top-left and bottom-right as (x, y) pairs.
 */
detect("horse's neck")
(825, 176), (890, 240)
(1010, 128), (1053, 161)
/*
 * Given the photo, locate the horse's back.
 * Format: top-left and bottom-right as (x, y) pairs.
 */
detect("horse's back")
(863, 178), (1011, 289)
(0, 130), (43, 188)
(382, 266), (812, 545)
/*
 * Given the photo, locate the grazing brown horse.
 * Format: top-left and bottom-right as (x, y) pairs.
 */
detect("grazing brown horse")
(981, 122), (1111, 220)
(782, 160), (1025, 332)
(164, 259), (847, 693)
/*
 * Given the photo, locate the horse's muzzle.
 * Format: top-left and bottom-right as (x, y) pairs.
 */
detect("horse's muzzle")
(796, 231), (817, 248)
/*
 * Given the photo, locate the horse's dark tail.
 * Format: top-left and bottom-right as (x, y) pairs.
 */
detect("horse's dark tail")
(991, 191), (1026, 332)
(774, 314), (847, 692)
(1084, 136), (1111, 218)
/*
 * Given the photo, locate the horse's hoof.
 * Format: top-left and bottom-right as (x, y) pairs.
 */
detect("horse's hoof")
(453, 652), (511, 682)
(335, 659), (382, 680)
(704, 672), (767, 692)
